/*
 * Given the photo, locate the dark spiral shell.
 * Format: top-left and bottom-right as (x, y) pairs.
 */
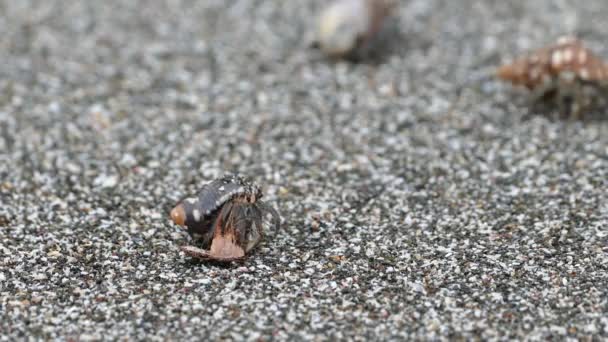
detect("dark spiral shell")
(177, 174), (262, 237)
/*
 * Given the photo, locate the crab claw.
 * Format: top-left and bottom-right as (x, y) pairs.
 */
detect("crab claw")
(170, 204), (187, 228)
(209, 231), (246, 259)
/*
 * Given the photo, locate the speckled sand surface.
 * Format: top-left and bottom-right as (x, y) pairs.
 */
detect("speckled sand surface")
(1, 1), (607, 340)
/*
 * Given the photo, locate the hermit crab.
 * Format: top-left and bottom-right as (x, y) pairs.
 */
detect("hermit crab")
(171, 174), (280, 262)
(497, 36), (608, 118)
(313, 0), (396, 59)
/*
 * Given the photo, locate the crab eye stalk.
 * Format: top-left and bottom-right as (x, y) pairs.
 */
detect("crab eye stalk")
(170, 204), (187, 227)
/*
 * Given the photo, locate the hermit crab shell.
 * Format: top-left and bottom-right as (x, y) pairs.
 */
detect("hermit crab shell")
(316, 0), (395, 58)
(170, 174), (262, 237)
(497, 36), (608, 90)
